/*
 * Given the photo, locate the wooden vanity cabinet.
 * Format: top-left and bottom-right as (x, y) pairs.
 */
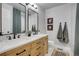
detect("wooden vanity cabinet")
(31, 36), (48, 56)
(0, 43), (32, 56)
(0, 35), (48, 56)
(43, 36), (48, 54)
(31, 39), (43, 56)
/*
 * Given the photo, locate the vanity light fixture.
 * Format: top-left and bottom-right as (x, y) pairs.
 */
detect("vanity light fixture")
(33, 4), (38, 9)
(26, 3), (38, 9)
(26, 3), (29, 5)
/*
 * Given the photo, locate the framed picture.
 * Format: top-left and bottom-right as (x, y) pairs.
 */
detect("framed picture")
(47, 25), (53, 31)
(47, 18), (53, 24)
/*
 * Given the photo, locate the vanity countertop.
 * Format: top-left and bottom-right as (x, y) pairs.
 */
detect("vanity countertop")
(0, 34), (48, 54)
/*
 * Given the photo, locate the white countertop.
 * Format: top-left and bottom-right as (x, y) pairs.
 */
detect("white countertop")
(0, 34), (48, 54)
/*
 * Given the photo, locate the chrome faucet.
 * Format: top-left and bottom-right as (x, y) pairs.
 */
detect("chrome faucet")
(13, 33), (16, 39)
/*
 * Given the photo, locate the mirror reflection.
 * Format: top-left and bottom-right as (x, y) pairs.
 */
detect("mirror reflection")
(1, 3), (26, 34)
(28, 9), (38, 35)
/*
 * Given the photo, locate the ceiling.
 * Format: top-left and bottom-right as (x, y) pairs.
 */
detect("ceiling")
(36, 3), (66, 9)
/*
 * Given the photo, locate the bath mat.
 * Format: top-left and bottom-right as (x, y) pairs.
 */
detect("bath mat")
(51, 48), (69, 56)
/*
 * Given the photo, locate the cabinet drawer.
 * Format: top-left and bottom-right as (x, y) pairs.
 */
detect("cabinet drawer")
(0, 48), (21, 56)
(25, 43), (31, 56)
(32, 40), (41, 48)
(32, 40), (41, 45)
(41, 36), (48, 40)
(15, 43), (31, 56)
(0, 35), (48, 56)
(0, 52), (16, 56)
(32, 44), (41, 49)
(31, 51), (39, 56)
(31, 51), (43, 56)
(0, 44), (31, 56)
(31, 49), (42, 56)
(6, 49), (27, 56)
(31, 46), (41, 52)
(1, 47), (26, 56)
(18, 52), (27, 56)
(31, 46), (43, 56)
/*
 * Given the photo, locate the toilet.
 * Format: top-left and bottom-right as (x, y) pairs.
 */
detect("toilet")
(45, 41), (55, 56)
(45, 40), (73, 56)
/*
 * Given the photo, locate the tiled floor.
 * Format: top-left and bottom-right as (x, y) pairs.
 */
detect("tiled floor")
(45, 45), (73, 56)
(45, 41), (73, 56)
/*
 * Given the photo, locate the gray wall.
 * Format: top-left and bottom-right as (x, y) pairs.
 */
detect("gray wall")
(74, 3), (79, 56)
(0, 3), (2, 33)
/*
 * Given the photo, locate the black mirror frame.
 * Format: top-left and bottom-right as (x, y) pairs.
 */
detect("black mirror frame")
(0, 3), (26, 36)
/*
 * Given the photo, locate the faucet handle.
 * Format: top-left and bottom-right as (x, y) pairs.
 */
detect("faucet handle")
(8, 36), (11, 40)
(13, 33), (16, 39)
(17, 35), (20, 38)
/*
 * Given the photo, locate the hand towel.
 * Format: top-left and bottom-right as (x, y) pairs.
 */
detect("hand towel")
(63, 22), (69, 44)
(57, 22), (63, 42)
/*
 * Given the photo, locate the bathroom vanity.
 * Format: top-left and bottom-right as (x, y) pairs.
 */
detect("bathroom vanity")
(0, 3), (47, 56)
(0, 34), (48, 56)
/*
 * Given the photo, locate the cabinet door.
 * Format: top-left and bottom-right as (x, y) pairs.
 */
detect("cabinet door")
(43, 36), (48, 55)
(25, 43), (31, 56)
(38, 38), (44, 56)
(31, 39), (42, 56)
(31, 36), (48, 56)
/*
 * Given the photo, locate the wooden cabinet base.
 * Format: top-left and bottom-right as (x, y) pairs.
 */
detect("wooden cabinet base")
(0, 35), (48, 56)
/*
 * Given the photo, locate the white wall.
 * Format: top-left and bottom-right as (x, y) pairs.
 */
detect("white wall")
(38, 6), (46, 33)
(0, 4), (2, 33)
(45, 3), (77, 55)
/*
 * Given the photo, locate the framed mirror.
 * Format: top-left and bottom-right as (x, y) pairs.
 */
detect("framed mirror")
(0, 3), (26, 35)
(12, 3), (26, 34)
(28, 8), (39, 34)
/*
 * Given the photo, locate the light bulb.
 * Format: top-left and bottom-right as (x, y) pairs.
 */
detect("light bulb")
(30, 3), (34, 5)
(34, 4), (37, 8)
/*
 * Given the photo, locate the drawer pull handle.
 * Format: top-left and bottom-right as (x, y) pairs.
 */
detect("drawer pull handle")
(16, 49), (26, 55)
